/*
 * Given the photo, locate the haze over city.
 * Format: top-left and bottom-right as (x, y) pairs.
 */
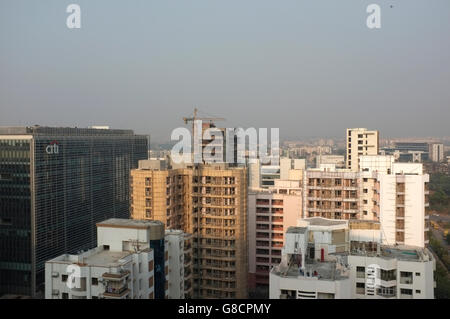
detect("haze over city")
(1, 0), (450, 142)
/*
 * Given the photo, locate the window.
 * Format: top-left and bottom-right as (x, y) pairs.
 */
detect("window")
(92, 296), (98, 299)
(415, 290), (421, 294)
(363, 178), (368, 182)
(92, 278), (98, 285)
(62, 293), (69, 299)
(400, 288), (413, 295)
(104, 245), (110, 250)
(363, 189), (368, 193)
(146, 209), (152, 218)
(415, 272), (421, 276)
(62, 274), (68, 282)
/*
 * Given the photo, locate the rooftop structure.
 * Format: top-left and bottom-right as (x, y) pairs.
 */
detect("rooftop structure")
(269, 218), (435, 299)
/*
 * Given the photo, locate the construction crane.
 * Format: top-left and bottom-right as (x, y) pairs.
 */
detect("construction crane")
(182, 108), (225, 128)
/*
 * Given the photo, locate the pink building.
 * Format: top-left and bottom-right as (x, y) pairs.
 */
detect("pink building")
(248, 180), (302, 295)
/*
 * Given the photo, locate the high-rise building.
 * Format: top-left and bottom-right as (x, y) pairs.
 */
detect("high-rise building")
(269, 218), (435, 299)
(346, 128), (379, 171)
(247, 180), (302, 296)
(303, 156), (430, 248)
(130, 163), (248, 299)
(165, 229), (194, 299)
(45, 219), (165, 299)
(0, 126), (148, 297)
(376, 163), (430, 247)
(429, 143), (444, 162)
(303, 167), (360, 220)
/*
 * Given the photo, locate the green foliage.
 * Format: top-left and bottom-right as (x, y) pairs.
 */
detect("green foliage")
(429, 173), (450, 212)
(435, 262), (450, 299)
(430, 232), (450, 298)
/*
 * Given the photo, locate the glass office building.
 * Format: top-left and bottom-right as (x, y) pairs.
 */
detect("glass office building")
(0, 126), (148, 297)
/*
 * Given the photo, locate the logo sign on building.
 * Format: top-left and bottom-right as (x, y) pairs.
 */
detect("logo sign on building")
(45, 141), (59, 154)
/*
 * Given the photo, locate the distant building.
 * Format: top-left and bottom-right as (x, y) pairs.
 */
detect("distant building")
(0, 126), (148, 297)
(429, 143), (444, 162)
(346, 128), (379, 171)
(269, 218), (435, 299)
(316, 155), (345, 169)
(382, 142), (430, 163)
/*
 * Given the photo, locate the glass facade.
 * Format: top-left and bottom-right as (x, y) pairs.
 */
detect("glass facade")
(0, 127), (148, 297)
(0, 138), (32, 295)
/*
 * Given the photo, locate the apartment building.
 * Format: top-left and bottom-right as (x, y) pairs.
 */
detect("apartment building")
(165, 230), (193, 298)
(190, 165), (248, 299)
(359, 155), (395, 221)
(130, 163), (248, 299)
(248, 180), (302, 295)
(303, 155), (430, 249)
(249, 157), (304, 189)
(45, 219), (165, 299)
(130, 165), (191, 230)
(303, 167), (360, 220)
(376, 163), (430, 247)
(269, 218), (435, 299)
(346, 128), (379, 171)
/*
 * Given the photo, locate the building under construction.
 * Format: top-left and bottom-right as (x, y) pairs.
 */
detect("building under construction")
(130, 163), (248, 299)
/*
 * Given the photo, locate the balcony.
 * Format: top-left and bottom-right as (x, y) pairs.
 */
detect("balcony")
(103, 287), (130, 299)
(102, 270), (130, 281)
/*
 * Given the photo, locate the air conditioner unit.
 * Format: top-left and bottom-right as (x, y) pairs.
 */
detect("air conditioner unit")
(51, 271), (59, 278)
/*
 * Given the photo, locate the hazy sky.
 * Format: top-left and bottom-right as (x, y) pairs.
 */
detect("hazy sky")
(1, 0), (449, 142)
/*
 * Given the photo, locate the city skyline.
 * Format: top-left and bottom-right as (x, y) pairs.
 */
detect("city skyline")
(1, 1), (450, 142)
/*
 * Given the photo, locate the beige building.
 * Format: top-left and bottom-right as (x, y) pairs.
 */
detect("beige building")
(346, 128), (379, 171)
(303, 167), (360, 220)
(130, 164), (248, 299)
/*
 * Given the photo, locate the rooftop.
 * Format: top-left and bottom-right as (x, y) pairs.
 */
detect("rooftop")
(48, 246), (134, 267)
(305, 217), (348, 227)
(273, 257), (348, 281)
(349, 245), (432, 262)
(97, 218), (164, 230)
(287, 227), (307, 234)
(83, 250), (131, 267)
(0, 126), (137, 136)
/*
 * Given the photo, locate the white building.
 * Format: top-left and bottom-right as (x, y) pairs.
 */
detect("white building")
(429, 143), (444, 162)
(45, 219), (164, 299)
(250, 157), (305, 189)
(165, 230), (193, 299)
(303, 155), (430, 248)
(346, 128), (379, 172)
(316, 155), (345, 169)
(269, 218), (435, 299)
(377, 163), (430, 247)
